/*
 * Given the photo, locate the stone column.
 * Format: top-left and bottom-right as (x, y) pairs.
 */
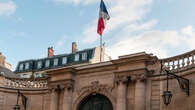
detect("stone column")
(50, 88), (58, 110)
(63, 82), (73, 110)
(116, 76), (128, 110)
(134, 75), (146, 110)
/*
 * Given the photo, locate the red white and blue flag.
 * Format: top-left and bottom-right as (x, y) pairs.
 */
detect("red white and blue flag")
(97, 0), (110, 36)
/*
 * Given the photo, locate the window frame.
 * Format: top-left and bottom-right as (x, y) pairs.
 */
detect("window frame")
(25, 62), (29, 70)
(19, 63), (24, 71)
(82, 52), (87, 61)
(53, 58), (59, 66)
(45, 60), (50, 68)
(62, 57), (67, 65)
(37, 61), (42, 69)
(74, 54), (80, 62)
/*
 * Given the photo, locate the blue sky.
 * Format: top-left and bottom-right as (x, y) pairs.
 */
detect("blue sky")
(0, 0), (195, 70)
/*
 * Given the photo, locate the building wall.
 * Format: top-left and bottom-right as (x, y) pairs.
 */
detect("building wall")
(0, 53), (11, 70)
(0, 51), (194, 110)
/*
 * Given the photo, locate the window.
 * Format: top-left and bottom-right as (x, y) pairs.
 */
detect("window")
(82, 52), (87, 60)
(54, 58), (58, 66)
(35, 73), (42, 78)
(25, 62), (29, 70)
(75, 54), (79, 61)
(22, 74), (29, 78)
(37, 61), (42, 69)
(0, 72), (4, 76)
(45, 60), (50, 67)
(62, 57), (67, 65)
(19, 64), (24, 70)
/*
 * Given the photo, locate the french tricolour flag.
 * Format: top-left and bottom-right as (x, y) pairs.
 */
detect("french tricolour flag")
(97, 0), (110, 36)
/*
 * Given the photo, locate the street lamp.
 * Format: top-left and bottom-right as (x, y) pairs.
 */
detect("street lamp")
(162, 70), (172, 105)
(161, 64), (190, 106)
(13, 104), (20, 110)
(162, 91), (172, 105)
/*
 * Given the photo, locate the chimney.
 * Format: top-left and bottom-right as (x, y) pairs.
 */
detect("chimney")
(0, 52), (5, 66)
(72, 42), (78, 53)
(48, 47), (54, 57)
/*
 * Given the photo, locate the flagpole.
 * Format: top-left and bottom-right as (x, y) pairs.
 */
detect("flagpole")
(100, 35), (102, 62)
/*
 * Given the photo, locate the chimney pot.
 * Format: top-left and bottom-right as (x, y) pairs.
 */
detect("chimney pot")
(72, 42), (78, 53)
(48, 47), (54, 57)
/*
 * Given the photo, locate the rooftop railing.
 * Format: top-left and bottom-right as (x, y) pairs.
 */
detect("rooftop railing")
(161, 50), (195, 72)
(0, 77), (48, 89)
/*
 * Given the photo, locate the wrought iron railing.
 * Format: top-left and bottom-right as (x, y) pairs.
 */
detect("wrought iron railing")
(161, 50), (195, 71)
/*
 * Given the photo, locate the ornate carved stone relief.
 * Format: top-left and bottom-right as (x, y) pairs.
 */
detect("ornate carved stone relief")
(77, 81), (114, 96)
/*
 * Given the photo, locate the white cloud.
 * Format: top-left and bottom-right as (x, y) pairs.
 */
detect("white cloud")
(107, 26), (195, 59)
(53, 0), (195, 59)
(81, 0), (154, 43)
(0, 1), (16, 16)
(54, 0), (97, 5)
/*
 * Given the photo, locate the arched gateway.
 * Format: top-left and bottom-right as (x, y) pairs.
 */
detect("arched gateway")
(78, 94), (113, 110)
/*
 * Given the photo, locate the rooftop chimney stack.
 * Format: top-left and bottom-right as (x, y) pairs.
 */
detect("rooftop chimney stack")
(72, 42), (78, 53)
(48, 47), (54, 57)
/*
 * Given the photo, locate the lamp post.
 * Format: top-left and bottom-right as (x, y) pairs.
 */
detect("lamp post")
(161, 65), (190, 106)
(162, 70), (172, 105)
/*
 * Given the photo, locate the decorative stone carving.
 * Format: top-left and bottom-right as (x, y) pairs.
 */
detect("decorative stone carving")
(131, 73), (147, 82)
(115, 75), (129, 85)
(61, 80), (74, 92)
(77, 81), (114, 96)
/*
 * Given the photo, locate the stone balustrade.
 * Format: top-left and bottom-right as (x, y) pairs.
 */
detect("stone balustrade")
(1, 77), (48, 89)
(161, 50), (195, 71)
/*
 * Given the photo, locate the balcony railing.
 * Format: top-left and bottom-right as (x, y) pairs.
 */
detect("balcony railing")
(0, 77), (48, 89)
(161, 50), (195, 72)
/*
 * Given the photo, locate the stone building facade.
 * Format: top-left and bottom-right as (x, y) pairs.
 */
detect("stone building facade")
(0, 52), (11, 70)
(0, 49), (195, 110)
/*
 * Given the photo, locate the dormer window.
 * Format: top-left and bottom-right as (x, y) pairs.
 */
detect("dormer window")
(54, 58), (58, 66)
(75, 54), (79, 61)
(25, 62), (29, 70)
(19, 64), (24, 71)
(62, 57), (67, 65)
(82, 52), (87, 60)
(0, 72), (4, 76)
(22, 74), (29, 78)
(45, 60), (50, 67)
(37, 61), (42, 69)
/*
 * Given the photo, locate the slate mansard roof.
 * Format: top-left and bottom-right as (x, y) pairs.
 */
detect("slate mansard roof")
(0, 66), (19, 78)
(15, 48), (95, 73)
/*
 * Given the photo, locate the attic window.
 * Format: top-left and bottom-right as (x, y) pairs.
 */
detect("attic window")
(37, 61), (42, 69)
(45, 60), (50, 67)
(25, 62), (29, 70)
(0, 72), (4, 75)
(82, 52), (87, 60)
(19, 64), (24, 70)
(75, 54), (79, 61)
(62, 57), (67, 65)
(54, 58), (58, 66)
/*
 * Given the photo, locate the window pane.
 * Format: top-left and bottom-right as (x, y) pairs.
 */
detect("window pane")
(75, 54), (79, 61)
(19, 64), (24, 70)
(82, 52), (87, 60)
(54, 58), (58, 66)
(25, 63), (29, 70)
(62, 57), (67, 64)
(22, 74), (29, 78)
(45, 60), (50, 67)
(37, 61), (42, 69)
